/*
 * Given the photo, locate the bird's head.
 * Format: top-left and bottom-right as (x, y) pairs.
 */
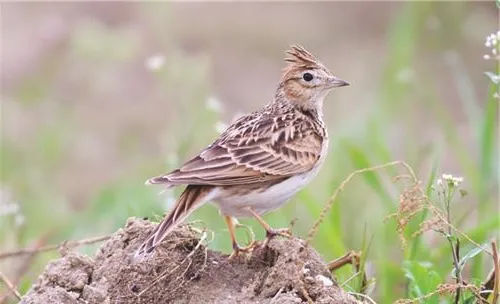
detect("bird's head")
(277, 45), (349, 110)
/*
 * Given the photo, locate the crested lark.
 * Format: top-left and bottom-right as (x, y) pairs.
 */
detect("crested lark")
(136, 45), (349, 258)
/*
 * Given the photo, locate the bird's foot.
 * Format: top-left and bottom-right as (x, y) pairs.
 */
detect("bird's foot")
(262, 227), (292, 248)
(228, 241), (257, 259)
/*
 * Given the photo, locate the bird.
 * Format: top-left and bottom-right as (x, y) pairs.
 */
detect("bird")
(136, 45), (349, 258)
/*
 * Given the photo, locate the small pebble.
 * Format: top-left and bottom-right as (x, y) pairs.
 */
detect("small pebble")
(301, 267), (310, 275)
(304, 276), (315, 284)
(315, 274), (333, 287)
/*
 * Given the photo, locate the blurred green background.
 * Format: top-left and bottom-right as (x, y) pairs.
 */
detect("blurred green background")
(1, 2), (498, 303)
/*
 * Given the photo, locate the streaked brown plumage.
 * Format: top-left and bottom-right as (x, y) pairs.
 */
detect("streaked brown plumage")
(136, 45), (349, 258)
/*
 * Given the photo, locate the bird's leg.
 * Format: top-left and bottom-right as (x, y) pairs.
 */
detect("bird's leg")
(234, 221), (255, 249)
(246, 208), (292, 248)
(224, 216), (256, 259)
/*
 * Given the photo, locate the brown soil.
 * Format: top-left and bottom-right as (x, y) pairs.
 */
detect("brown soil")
(20, 218), (360, 304)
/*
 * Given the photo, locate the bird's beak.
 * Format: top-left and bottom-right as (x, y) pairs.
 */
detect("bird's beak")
(327, 76), (350, 88)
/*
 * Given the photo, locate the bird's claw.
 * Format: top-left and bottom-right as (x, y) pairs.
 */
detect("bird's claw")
(262, 227), (292, 248)
(228, 241), (257, 259)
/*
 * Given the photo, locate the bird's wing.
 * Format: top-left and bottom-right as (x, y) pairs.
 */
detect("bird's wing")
(147, 108), (325, 186)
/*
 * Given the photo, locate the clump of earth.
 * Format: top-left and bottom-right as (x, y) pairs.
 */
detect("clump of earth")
(21, 218), (359, 304)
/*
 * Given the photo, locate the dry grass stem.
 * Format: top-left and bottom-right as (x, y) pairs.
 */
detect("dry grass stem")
(385, 172), (493, 258)
(481, 268), (496, 301)
(394, 283), (483, 304)
(168, 235), (211, 296)
(270, 287), (285, 303)
(298, 283), (314, 304)
(0, 272), (21, 301)
(0, 232), (53, 303)
(491, 240), (499, 304)
(443, 220), (492, 257)
(307, 160), (417, 244)
(0, 235), (110, 260)
(387, 180), (428, 247)
(348, 292), (377, 304)
(137, 230), (210, 298)
(326, 250), (360, 272)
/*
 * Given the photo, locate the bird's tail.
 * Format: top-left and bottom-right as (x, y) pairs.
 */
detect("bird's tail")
(135, 185), (212, 259)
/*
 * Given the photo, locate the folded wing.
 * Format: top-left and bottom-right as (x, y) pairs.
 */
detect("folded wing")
(147, 108), (324, 186)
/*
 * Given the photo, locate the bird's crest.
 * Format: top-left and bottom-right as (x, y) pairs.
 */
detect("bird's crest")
(282, 45), (326, 79)
(284, 44), (320, 68)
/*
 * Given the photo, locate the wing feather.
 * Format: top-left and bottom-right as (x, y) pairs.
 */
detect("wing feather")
(146, 105), (326, 186)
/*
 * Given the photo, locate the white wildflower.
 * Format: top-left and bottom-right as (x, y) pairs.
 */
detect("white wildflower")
(442, 174), (453, 180)
(145, 54), (165, 71)
(0, 201), (20, 217)
(484, 31), (500, 62)
(486, 32), (499, 46)
(439, 173), (464, 187)
(14, 214), (25, 226)
(395, 68), (415, 84)
(205, 96), (223, 113)
(0, 189), (25, 226)
(452, 176), (464, 186)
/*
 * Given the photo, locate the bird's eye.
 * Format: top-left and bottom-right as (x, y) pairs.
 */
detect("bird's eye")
(302, 72), (314, 82)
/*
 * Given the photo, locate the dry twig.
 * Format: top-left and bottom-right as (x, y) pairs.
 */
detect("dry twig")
(491, 240), (499, 304)
(0, 235), (110, 259)
(298, 283), (314, 304)
(270, 287), (285, 303)
(481, 268), (496, 301)
(326, 250), (360, 272)
(395, 283), (482, 304)
(0, 232), (53, 303)
(137, 230), (210, 298)
(0, 272), (21, 301)
(348, 292), (377, 304)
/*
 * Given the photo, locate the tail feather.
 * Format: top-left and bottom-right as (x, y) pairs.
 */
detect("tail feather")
(145, 176), (173, 185)
(135, 185), (212, 258)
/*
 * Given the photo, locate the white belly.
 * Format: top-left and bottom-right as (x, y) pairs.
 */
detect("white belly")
(213, 164), (323, 217)
(211, 136), (329, 218)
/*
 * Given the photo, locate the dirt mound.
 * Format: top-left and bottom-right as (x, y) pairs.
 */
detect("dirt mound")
(20, 218), (359, 304)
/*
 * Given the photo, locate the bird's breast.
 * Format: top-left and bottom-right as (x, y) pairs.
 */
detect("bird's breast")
(213, 139), (329, 218)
